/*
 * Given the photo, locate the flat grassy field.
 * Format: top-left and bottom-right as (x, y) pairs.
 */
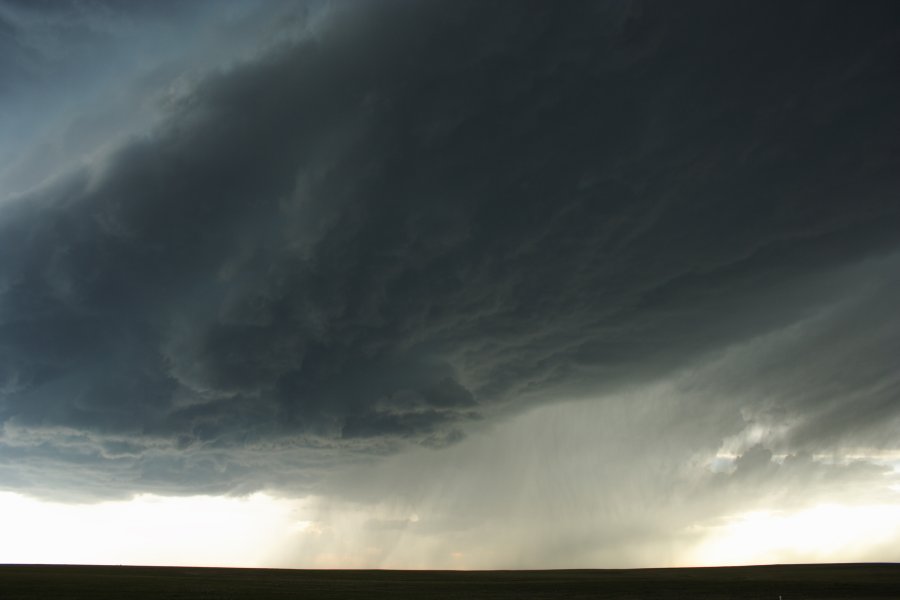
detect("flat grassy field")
(0, 563), (898, 599)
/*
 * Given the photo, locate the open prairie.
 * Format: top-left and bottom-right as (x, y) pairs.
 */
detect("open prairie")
(1, 563), (898, 599)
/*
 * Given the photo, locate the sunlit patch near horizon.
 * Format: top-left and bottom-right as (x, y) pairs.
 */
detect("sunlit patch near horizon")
(688, 503), (900, 567)
(0, 491), (303, 567)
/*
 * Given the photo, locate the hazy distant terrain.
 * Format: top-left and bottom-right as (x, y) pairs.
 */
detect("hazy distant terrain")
(1, 563), (898, 599)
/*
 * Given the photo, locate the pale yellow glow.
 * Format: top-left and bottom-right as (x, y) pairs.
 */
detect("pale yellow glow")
(0, 491), (305, 567)
(689, 503), (900, 566)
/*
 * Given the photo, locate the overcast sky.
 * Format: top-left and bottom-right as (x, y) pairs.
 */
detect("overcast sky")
(1, 0), (900, 568)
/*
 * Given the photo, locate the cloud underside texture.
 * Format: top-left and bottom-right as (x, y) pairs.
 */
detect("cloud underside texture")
(1, 0), (899, 499)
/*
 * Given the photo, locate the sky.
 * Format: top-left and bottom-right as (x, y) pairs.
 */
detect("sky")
(1, 0), (900, 569)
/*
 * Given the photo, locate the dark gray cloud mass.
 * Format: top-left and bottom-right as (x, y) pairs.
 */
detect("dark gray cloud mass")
(1, 0), (899, 502)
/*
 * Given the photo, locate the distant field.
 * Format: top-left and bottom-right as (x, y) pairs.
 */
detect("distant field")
(1, 563), (898, 599)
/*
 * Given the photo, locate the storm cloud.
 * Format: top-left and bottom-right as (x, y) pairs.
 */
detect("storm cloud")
(1, 1), (899, 562)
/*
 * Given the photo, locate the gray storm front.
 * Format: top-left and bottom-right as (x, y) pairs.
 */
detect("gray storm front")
(1, 0), (899, 568)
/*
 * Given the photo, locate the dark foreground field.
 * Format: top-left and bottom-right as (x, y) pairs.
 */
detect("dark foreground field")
(1, 563), (898, 599)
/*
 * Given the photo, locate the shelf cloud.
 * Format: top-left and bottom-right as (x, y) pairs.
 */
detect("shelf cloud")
(1, 0), (899, 567)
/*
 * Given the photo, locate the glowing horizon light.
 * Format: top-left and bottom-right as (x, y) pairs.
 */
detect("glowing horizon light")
(0, 491), (304, 567)
(688, 503), (900, 566)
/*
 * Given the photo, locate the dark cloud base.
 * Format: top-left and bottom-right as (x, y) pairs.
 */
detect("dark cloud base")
(1, 0), (899, 499)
